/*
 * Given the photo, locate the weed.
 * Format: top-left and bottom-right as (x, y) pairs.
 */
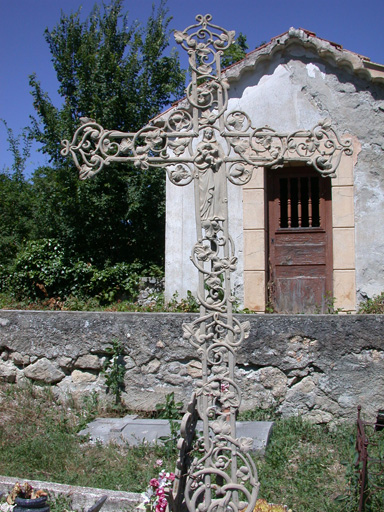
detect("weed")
(158, 420), (180, 458)
(155, 392), (183, 457)
(334, 433), (360, 510)
(238, 406), (280, 422)
(358, 292), (384, 314)
(323, 292), (343, 314)
(102, 339), (126, 405)
(255, 416), (354, 511)
(155, 392), (183, 420)
(75, 391), (101, 432)
(49, 494), (74, 512)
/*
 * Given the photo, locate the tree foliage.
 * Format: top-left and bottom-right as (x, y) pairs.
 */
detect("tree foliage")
(27, 0), (185, 267)
(221, 33), (249, 68)
(0, 122), (34, 264)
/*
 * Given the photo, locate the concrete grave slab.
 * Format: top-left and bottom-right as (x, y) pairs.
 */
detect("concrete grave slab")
(79, 417), (274, 454)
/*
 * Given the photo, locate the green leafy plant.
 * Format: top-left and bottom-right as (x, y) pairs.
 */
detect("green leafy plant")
(3, 239), (70, 299)
(323, 291), (343, 314)
(102, 339), (126, 405)
(155, 392), (183, 457)
(358, 292), (384, 314)
(1, 241), (148, 305)
(158, 420), (180, 457)
(155, 392), (183, 420)
(76, 391), (101, 432)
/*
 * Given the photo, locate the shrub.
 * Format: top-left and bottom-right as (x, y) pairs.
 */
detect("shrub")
(1, 238), (159, 304)
(358, 292), (384, 314)
(3, 239), (70, 299)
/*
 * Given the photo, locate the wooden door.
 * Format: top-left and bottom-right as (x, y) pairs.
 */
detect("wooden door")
(267, 167), (332, 313)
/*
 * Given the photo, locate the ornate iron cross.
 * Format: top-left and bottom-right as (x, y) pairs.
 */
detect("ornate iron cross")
(62, 14), (352, 512)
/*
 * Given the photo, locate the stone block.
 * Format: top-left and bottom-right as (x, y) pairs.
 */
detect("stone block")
(243, 167), (265, 189)
(333, 228), (355, 269)
(244, 230), (266, 270)
(123, 355), (136, 370)
(333, 270), (356, 311)
(71, 369), (98, 383)
(243, 189), (265, 230)
(332, 186), (355, 228)
(58, 356), (73, 370)
(0, 361), (17, 383)
(75, 354), (102, 370)
(187, 360), (202, 378)
(142, 359), (160, 374)
(9, 351), (30, 366)
(332, 152), (354, 187)
(24, 358), (65, 384)
(243, 271), (266, 311)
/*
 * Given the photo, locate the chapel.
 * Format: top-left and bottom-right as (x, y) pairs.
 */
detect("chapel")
(164, 27), (384, 313)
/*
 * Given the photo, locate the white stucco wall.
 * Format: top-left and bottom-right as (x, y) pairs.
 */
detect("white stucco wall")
(165, 167), (244, 303)
(165, 46), (384, 306)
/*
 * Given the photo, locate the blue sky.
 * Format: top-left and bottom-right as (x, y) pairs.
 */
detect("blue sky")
(1, 0), (383, 175)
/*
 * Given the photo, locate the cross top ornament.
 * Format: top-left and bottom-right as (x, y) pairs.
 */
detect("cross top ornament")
(62, 14), (352, 512)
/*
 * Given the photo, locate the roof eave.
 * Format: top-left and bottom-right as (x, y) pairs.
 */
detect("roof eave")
(224, 27), (384, 85)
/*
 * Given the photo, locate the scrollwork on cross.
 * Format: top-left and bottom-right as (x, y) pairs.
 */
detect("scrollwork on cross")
(61, 14), (353, 512)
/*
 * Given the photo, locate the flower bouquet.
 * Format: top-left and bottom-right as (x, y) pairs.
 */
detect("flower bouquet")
(137, 460), (175, 512)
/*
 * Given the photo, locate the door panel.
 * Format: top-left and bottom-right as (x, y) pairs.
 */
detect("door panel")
(267, 168), (332, 313)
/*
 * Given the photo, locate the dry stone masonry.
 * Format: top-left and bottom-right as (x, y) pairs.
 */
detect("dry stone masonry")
(0, 310), (383, 424)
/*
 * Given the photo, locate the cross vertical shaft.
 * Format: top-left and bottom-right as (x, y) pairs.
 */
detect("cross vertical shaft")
(61, 13), (353, 512)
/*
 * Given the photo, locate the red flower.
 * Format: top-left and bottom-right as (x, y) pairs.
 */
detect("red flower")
(158, 497), (168, 507)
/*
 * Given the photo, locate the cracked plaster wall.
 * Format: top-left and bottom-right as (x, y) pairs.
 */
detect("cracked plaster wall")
(0, 311), (383, 424)
(165, 46), (384, 306)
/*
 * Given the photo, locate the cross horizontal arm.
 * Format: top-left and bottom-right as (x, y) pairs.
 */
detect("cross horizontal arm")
(61, 116), (352, 184)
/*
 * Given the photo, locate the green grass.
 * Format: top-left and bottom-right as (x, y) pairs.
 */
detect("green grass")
(256, 416), (355, 511)
(1, 383), (380, 511)
(0, 383), (175, 492)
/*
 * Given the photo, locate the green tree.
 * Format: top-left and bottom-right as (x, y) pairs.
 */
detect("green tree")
(29, 0), (185, 266)
(221, 32), (249, 68)
(0, 122), (34, 264)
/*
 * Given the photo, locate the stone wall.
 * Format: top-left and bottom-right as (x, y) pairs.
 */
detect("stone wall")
(0, 311), (383, 424)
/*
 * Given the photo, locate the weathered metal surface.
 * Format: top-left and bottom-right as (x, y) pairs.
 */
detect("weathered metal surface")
(61, 14), (353, 512)
(356, 406), (384, 512)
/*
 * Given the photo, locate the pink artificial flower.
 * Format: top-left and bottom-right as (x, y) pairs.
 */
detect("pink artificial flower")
(168, 472), (175, 482)
(156, 488), (165, 497)
(149, 478), (160, 488)
(158, 497), (168, 508)
(156, 459), (163, 466)
(221, 382), (230, 393)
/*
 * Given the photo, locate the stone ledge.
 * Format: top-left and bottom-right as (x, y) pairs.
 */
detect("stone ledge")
(0, 475), (141, 512)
